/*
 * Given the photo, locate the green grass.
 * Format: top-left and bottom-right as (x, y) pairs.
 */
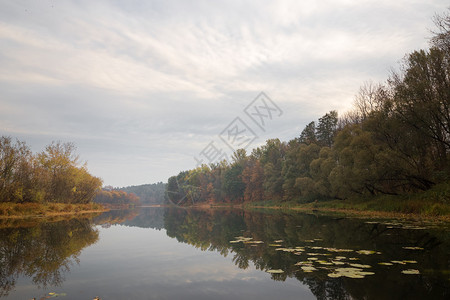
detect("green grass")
(245, 183), (450, 219)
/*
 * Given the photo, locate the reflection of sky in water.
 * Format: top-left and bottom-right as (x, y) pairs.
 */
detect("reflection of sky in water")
(11, 225), (314, 300)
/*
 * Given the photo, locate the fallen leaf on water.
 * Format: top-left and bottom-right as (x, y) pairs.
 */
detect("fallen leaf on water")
(301, 266), (317, 272)
(378, 262), (393, 266)
(356, 250), (376, 255)
(349, 263), (371, 268)
(402, 246), (424, 250)
(403, 260), (418, 264)
(402, 269), (420, 275)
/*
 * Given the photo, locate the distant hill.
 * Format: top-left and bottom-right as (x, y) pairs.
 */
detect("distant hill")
(117, 182), (166, 205)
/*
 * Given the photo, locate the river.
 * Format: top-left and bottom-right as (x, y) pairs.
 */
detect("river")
(0, 207), (448, 299)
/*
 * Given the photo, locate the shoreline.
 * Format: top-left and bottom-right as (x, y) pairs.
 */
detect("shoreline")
(183, 202), (450, 223)
(248, 205), (450, 223)
(0, 202), (109, 219)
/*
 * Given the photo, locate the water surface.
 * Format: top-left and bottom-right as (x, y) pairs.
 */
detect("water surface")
(0, 207), (448, 299)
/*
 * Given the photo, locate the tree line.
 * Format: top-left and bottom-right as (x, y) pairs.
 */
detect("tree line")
(166, 12), (450, 206)
(0, 137), (102, 204)
(93, 189), (140, 207)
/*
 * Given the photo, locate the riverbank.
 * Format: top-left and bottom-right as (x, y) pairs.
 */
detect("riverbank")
(0, 202), (108, 219)
(245, 187), (450, 222)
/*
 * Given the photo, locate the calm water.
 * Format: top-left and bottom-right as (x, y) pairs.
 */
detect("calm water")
(0, 207), (449, 300)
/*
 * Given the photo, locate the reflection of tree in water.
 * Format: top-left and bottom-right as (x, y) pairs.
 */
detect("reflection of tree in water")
(0, 218), (99, 297)
(92, 207), (165, 230)
(164, 208), (450, 300)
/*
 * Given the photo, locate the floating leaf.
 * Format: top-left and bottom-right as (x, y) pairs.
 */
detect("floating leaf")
(332, 261), (345, 265)
(325, 248), (353, 253)
(391, 260), (406, 265)
(269, 244), (282, 247)
(378, 262), (393, 266)
(402, 246), (424, 250)
(295, 261), (313, 266)
(328, 273), (343, 278)
(307, 257), (318, 261)
(318, 260), (333, 265)
(349, 258), (360, 261)
(333, 267), (375, 279)
(402, 269), (420, 275)
(403, 260), (418, 264)
(304, 240), (315, 243)
(350, 263), (371, 268)
(301, 266), (317, 272)
(266, 269), (284, 274)
(274, 240), (284, 243)
(356, 250), (376, 255)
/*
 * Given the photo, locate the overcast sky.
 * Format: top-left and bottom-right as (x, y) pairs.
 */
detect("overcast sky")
(0, 0), (448, 187)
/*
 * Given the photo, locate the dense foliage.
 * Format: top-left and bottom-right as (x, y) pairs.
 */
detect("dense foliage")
(93, 189), (140, 207)
(166, 13), (450, 206)
(0, 138), (102, 204)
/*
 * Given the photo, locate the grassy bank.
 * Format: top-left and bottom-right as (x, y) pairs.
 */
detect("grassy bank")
(245, 183), (450, 222)
(0, 202), (108, 219)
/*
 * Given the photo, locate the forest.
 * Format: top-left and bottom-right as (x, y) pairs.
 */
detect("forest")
(117, 182), (166, 205)
(93, 189), (140, 207)
(0, 138), (102, 205)
(166, 13), (450, 210)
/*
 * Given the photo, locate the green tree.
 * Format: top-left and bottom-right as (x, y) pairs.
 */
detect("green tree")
(317, 111), (338, 147)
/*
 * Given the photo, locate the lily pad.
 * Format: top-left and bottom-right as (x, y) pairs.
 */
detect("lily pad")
(333, 267), (375, 279)
(325, 248), (354, 253)
(266, 269), (284, 274)
(349, 263), (371, 268)
(402, 246), (424, 250)
(301, 266), (317, 272)
(356, 250), (376, 255)
(402, 269), (420, 275)
(318, 260), (333, 265)
(378, 262), (394, 266)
